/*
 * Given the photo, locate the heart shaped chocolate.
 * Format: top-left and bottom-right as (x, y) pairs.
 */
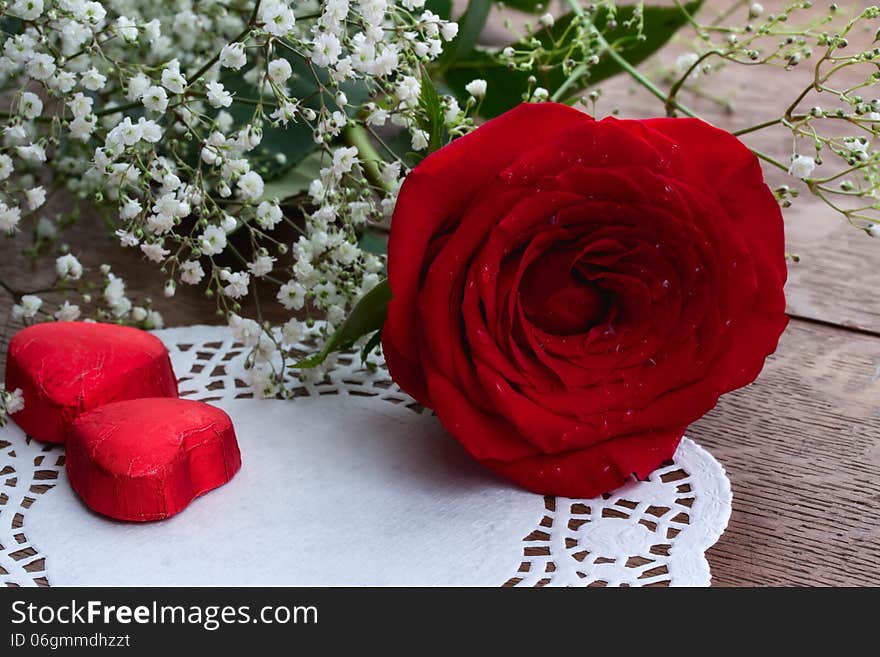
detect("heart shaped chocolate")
(65, 397), (241, 522)
(5, 322), (178, 443)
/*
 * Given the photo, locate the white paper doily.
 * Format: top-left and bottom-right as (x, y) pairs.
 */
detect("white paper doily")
(0, 325), (731, 587)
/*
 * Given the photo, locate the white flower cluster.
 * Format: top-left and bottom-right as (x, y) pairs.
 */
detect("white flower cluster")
(0, 385), (25, 428)
(0, 1), (465, 396)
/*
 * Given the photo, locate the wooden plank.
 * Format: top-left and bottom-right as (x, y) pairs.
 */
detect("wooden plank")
(782, 204), (880, 335)
(692, 319), (880, 586)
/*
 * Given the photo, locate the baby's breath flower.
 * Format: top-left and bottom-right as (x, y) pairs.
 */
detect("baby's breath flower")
(229, 313), (262, 347)
(465, 78), (487, 98)
(27, 53), (55, 81)
(256, 201), (283, 229)
(179, 260), (205, 285)
(441, 22), (459, 41)
(25, 186), (46, 210)
(142, 86), (169, 113)
(331, 146), (359, 177)
(70, 115), (96, 141)
(81, 67), (107, 91)
(281, 318), (304, 345)
(144, 310), (164, 329)
(259, 1), (296, 37)
(56, 254), (83, 280)
(12, 294), (42, 320)
(0, 154), (13, 180)
(268, 58), (293, 84)
(236, 170), (265, 200)
(199, 225), (227, 256)
(219, 43), (247, 70)
(19, 92), (43, 119)
(271, 100), (300, 125)
(140, 242), (170, 263)
(539, 13), (555, 28)
(54, 301), (81, 321)
(788, 155), (816, 180)
(206, 81), (233, 108)
(9, 0), (44, 21)
(675, 52), (699, 73)
(3, 388), (24, 415)
(220, 270), (250, 299)
(312, 32), (342, 67)
(277, 280), (306, 310)
(0, 203), (22, 232)
(160, 59), (187, 94)
(115, 229), (140, 247)
(245, 364), (279, 398)
(248, 253), (276, 278)
(411, 129), (429, 151)
(127, 73), (151, 100)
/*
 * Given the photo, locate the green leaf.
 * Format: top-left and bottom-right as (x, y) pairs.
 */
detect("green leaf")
(445, 1), (703, 118)
(437, 0), (493, 69)
(260, 149), (325, 202)
(417, 67), (446, 152)
(0, 16), (22, 34)
(359, 329), (383, 364)
(293, 279), (392, 368)
(425, 0), (453, 19)
(358, 228), (388, 255)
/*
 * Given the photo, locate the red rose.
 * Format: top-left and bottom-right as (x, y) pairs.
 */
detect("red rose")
(382, 102), (787, 498)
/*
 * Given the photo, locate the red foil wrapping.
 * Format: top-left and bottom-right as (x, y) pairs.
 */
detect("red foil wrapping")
(5, 322), (178, 443)
(65, 397), (242, 522)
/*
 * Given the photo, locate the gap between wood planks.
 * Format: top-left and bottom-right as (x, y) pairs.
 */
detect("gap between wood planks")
(786, 313), (880, 340)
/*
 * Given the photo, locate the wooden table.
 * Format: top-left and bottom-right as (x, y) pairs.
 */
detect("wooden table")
(2, 0), (878, 586)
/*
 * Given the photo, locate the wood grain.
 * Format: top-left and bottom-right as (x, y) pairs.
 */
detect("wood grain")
(691, 320), (880, 585)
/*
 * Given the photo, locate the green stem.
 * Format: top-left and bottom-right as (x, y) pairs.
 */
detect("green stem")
(551, 63), (589, 103)
(666, 49), (720, 116)
(343, 124), (391, 194)
(752, 149), (789, 173)
(563, 0), (792, 174)
(565, 0), (699, 117)
(733, 118), (783, 137)
(228, 96), (278, 108)
(601, 38), (698, 118)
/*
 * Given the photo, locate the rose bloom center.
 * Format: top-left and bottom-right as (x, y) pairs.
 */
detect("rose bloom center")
(519, 245), (609, 335)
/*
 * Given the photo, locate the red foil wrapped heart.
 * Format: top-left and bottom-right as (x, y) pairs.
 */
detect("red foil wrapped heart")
(5, 322), (178, 443)
(65, 398), (241, 522)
